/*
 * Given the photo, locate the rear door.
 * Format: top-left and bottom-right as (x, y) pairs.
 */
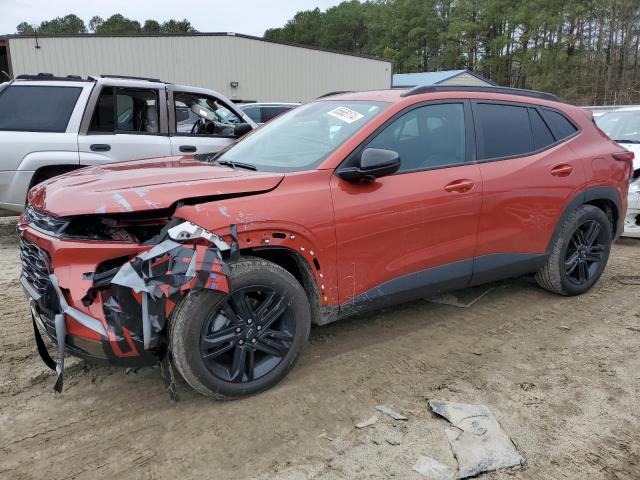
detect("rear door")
(331, 101), (482, 307)
(78, 84), (171, 166)
(471, 100), (584, 283)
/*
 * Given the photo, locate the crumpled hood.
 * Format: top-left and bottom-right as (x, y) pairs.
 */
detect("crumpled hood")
(28, 156), (284, 217)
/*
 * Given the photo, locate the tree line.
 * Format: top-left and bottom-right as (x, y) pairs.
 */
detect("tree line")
(265, 0), (640, 105)
(16, 14), (196, 35)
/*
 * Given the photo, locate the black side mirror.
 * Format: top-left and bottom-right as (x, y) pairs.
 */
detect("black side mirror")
(338, 148), (401, 182)
(234, 122), (252, 138)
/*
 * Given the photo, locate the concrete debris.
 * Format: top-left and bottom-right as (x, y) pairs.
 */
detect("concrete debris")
(427, 287), (494, 308)
(412, 455), (457, 480)
(375, 405), (408, 421)
(354, 415), (378, 429)
(429, 400), (525, 478)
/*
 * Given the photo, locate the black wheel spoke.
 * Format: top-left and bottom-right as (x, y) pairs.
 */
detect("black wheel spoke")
(565, 252), (579, 275)
(261, 295), (288, 330)
(254, 337), (289, 357)
(574, 228), (587, 247)
(202, 342), (235, 359)
(254, 290), (278, 320)
(246, 349), (255, 381)
(578, 261), (589, 282)
(220, 300), (242, 324)
(232, 292), (254, 320)
(230, 345), (247, 382)
(585, 222), (601, 247)
(201, 326), (237, 348)
(262, 329), (294, 342)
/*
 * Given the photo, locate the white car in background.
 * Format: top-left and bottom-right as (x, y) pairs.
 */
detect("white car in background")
(596, 107), (640, 237)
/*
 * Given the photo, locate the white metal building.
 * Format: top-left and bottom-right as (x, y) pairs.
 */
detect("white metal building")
(0, 33), (392, 102)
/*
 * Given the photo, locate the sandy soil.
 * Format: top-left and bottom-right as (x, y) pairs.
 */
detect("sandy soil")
(1, 215), (639, 480)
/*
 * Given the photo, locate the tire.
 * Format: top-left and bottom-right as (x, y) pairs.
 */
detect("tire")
(170, 256), (311, 399)
(535, 204), (612, 296)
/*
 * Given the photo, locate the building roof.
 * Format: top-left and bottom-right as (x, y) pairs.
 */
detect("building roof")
(0, 32), (390, 64)
(392, 69), (495, 87)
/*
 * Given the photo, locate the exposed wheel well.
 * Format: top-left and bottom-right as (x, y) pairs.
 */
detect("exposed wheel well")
(241, 247), (322, 324)
(29, 165), (82, 190)
(585, 198), (618, 235)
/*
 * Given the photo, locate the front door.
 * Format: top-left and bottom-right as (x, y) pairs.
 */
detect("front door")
(167, 89), (246, 156)
(78, 85), (172, 166)
(330, 101), (482, 309)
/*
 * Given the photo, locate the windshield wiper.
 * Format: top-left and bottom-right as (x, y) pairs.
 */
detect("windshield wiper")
(215, 160), (258, 171)
(614, 139), (640, 144)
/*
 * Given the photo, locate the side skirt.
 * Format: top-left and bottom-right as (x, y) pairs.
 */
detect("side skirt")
(319, 253), (546, 325)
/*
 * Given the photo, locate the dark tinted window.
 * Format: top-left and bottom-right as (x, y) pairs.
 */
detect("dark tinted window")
(529, 108), (556, 149)
(0, 85), (81, 132)
(262, 106), (292, 123)
(541, 109), (577, 140)
(367, 103), (466, 172)
(475, 103), (534, 159)
(89, 87), (159, 133)
(242, 106), (261, 123)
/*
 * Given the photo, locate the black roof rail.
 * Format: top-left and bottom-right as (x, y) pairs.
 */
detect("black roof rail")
(317, 90), (353, 99)
(400, 85), (561, 102)
(14, 73), (93, 82)
(98, 74), (165, 83)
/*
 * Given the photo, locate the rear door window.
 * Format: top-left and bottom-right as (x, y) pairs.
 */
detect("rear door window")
(541, 109), (578, 140)
(89, 87), (159, 134)
(529, 108), (556, 149)
(474, 103), (534, 160)
(0, 85), (82, 132)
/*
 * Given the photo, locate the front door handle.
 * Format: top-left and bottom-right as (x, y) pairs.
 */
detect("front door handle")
(179, 145), (197, 153)
(444, 179), (474, 193)
(90, 144), (111, 152)
(551, 164), (573, 177)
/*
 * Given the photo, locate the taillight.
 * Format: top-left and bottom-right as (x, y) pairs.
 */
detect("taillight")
(613, 151), (635, 179)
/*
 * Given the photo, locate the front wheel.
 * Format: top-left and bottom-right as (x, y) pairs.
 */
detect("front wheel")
(170, 257), (311, 399)
(536, 204), (612, 296)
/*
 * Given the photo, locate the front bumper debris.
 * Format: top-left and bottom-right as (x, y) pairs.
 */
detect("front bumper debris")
(20, 221), (235, 394)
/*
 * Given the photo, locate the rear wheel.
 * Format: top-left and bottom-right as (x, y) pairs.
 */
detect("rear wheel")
(170, 256), (311, 399)
(536, 205), (612, 295)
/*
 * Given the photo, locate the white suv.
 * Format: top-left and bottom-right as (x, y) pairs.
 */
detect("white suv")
(0, 74), (257, 214)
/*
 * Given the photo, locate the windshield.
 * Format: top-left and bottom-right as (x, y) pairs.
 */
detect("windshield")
(596, 110), (640, 143)
(215, 100), (389, 172)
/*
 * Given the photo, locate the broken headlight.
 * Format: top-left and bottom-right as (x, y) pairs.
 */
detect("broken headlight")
(63, 212), (172, 243)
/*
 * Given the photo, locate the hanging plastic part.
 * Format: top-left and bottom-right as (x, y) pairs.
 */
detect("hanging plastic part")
(229, 224), (240, 262)
(167, 221), (230, 251)
(160, 352), (178, 403)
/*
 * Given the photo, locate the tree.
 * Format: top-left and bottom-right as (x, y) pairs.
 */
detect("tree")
(16, 22), (36, 34)
(89, 16), (104, 33)
(38, 14), (87, 34)
(94, 14), (141, 34)
(160, 19), (196, 33)
(142, 20), (162, 33)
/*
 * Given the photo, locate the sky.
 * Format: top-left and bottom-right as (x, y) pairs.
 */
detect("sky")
(0, 0), (344, 36)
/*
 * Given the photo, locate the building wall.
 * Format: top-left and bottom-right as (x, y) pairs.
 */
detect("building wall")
(7, 35), (392, 102)
(438, 72), (491, 87)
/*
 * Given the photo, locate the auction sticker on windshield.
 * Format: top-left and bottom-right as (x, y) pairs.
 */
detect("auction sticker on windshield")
(327, 106), (364, 124)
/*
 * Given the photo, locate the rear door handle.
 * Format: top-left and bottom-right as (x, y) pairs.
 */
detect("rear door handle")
(179, 145), (197, 153)
(444, 179), (474, 193)
(90, 144), (111, 152)
(551, 164), (573, 177)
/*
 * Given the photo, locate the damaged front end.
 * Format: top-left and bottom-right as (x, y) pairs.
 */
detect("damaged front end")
(20, 209), (236, 395)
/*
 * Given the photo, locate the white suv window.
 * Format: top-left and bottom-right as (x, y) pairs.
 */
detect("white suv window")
(89, 87), (159, 134)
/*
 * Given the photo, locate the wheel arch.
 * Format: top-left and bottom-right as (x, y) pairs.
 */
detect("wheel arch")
(548, 186), (622, 254)
(29, 164), (84, 190)
(241, 246), (324, 325)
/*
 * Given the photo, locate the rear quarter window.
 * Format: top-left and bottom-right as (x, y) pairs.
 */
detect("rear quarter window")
(541, 109), (578, 140)
(0, 85), (82, 132)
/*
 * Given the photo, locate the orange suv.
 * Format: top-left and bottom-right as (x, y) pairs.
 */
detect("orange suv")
(19, 86), (633, 398)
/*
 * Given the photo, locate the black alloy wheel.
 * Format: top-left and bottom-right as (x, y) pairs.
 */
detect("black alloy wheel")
(564, 220), (606, 286)
(199, 286), (295, 383)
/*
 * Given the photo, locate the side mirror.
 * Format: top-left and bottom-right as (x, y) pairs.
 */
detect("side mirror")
(234, 122), (252, 138)
(338, 148), (401, 183)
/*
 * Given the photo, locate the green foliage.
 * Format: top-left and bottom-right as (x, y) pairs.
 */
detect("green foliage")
(264, 0), (640, 104)
(17, 15), (197, 36)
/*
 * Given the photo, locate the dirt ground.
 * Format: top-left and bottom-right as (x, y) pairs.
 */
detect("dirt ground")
(1, 215), (639, 480)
